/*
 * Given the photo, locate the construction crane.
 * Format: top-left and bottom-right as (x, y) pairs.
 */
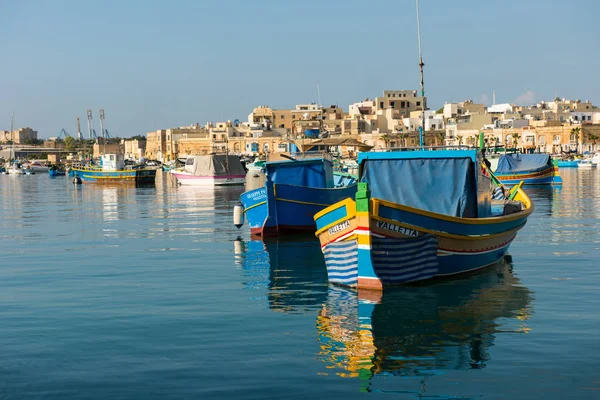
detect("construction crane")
(76, 117), (82, 140)
(99, 109), (111, 139)
(86, 109), (98, 140)
(57, 128), (71, 139)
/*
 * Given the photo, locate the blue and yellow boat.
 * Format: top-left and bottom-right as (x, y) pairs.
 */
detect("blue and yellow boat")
(72, 154), (156, 184)
(494, 153), (562, 185)
(314, 149), (534, 290)
(239, 154), (356, 237)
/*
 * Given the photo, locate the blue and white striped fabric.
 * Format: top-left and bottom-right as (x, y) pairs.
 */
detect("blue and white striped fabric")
(491, 186), (505, 200)
(323, 241), (358, 286)
(371, 235), (439, 283)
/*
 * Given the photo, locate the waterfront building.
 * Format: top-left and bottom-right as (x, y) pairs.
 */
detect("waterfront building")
(0, 127), (38, 144)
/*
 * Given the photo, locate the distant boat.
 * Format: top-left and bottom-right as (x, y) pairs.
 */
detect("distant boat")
(494, 154), (562, 185)
(24, 161), (48, 173)
(171, 154), (246, 186)
(591, 152), (600, 166)
(71, 153), (156, 184)
(48, 165), (66, 176)
(556, 159), (580, 168)
(577, 159), (595, 168)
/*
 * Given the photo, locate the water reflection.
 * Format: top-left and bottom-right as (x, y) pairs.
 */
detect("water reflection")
(316, 262), (533, 393)
(235, 236), (328, 313)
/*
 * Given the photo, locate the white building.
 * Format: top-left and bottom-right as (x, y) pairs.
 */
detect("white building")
(403, 110), (444, 132)
(487, 103), (514, 114)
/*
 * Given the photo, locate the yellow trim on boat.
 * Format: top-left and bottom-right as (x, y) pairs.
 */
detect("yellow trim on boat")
(372, 191), (534, 225)
(243, 201), (266, 212)
(275, 198), (331, 207)
(371, 215), (526, 241)
(314, 198), (356, 220)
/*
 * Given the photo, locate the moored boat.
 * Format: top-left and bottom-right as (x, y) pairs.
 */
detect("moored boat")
(557, 159), (580, 168)
(577, 159), (595, 168)
(494, 153), (562, 185)
(48, 165), (66, 176)
(237, 153), (356, 237)
(72, 153), (156, 184)
(314, 148), (534, 290)
(171, 154), (245, 186)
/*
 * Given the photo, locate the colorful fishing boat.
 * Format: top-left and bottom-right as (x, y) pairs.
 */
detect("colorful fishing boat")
(237, 154), (356, 237)
(72, 153), (156, 184)
(314, 149), (534, 290)
(494, 154), (562, 185)
(171, 155), (246, 186)
(556, 159), (580, 168)
(48, 165), (66, 176)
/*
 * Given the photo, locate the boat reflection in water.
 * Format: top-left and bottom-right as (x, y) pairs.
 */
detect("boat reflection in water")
(234, 236), (328, 313)
(316, 261), (533, 393)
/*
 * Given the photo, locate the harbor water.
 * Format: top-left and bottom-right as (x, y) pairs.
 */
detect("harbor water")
(0, 169), (598, 399)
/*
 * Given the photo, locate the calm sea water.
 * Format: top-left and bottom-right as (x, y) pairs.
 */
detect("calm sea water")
(0, 169), (598, 399)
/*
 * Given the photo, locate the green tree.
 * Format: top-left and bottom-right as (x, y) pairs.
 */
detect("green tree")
(64, 136), (76, 151)
(512, 133), (521, 147)
(456, 135), (463, 146)
(436, 106), (444, 114)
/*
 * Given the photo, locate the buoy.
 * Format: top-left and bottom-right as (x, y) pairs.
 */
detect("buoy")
(233, 202), (244, 229)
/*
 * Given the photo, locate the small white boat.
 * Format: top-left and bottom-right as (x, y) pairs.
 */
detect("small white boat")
(7, 165), (24, 174)
(24, 161), (49, 173)
(591, 152), (600, 166)
(577, 159), (595, 168)
(171, 154), (246, 186)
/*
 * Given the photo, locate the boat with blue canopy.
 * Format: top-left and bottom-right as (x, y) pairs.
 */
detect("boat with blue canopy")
(313, 147), (534, 290)
(236, 153), (357, 237)
(494, 153), (562, 185)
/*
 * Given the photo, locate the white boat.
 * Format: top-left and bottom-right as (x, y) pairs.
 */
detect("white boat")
(24, 161), (49, 173)
(7, 165), (24, 174)
(591, 152), (600, 166)
(246, 158), (266, 172)
(171, 154), (246, 186)
(577, 159), (595, 168)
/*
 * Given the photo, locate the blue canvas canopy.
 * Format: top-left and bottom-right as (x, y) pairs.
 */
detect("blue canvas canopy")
(266, 158), (333, 188)
(361, 157), (477, 218)
(495, 154), (550, 174)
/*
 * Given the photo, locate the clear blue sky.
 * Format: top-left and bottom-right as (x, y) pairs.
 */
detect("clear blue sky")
(1, 0), (598, 138)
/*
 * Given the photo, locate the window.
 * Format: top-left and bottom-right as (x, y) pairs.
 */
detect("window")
(417, 102), (421, 106)
(554, 135), (560, 142)
(110, 155), (115, 161)
(390, 101), (395, 108)
(379, 102), (384, 108)
(403, 93), (406, 97)
(588, 116), (592, 121)
(574, 116), (579, 120)
(292, 114), (296, 119)
(401, 101), (405, 108)
(278, 143), (288, 150)
(186, 158), (194, 165)
(279, 124), (284, 128)
(280, 114), (285, 119)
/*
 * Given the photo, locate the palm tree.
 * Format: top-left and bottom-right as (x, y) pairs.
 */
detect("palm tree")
(512, 133), (521, 148)
(436, 131), (446, 146)
(456, 135), (463, 146)
(588, 133), (599, 151)
(570, 127), (581, 152)
(381, 134), (390, 148)
(400, 133), (410, 148)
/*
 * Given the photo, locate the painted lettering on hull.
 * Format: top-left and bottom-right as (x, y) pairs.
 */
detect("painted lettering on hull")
(328, 220), (350, 235)
(375, 220), (419, 237)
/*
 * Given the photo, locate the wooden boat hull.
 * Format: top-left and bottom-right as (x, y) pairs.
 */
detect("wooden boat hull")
(72, 168), (156, 184)
(314, 185), (533, 290)
(495, 165), (562, 185)
(241, 182), (356, 237)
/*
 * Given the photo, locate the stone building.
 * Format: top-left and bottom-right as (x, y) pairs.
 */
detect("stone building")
(0, 127), (38, 144)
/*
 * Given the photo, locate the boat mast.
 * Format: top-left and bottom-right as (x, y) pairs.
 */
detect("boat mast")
(416, 0), (426, 149)
(10, 112), (14, 161)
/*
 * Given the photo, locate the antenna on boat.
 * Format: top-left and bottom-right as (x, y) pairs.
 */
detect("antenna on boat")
(416, 0), (425, 149)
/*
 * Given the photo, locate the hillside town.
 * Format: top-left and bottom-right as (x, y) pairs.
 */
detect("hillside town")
(2, 90), (600, 162)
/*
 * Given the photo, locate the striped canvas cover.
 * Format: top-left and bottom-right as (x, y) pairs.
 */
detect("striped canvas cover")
(371, 235), (439, 283)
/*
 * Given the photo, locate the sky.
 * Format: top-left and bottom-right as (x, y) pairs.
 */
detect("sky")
(1, 0), (598, 138)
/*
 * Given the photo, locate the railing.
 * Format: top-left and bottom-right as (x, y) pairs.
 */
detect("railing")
(371, 145), (473, 152)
